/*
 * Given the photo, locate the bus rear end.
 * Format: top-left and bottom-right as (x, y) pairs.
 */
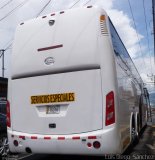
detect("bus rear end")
(8, 7), (120, 155)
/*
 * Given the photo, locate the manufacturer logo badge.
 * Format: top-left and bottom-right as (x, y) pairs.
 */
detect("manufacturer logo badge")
(44, 57), (55, 65)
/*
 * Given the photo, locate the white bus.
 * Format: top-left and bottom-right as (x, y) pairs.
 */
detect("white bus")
(7, 6), (148, 155)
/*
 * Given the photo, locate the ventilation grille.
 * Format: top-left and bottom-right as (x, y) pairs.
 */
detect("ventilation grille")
(100, 20), (108, 35)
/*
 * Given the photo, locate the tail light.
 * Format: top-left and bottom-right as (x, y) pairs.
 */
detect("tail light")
(87, 142), (92, 148)
(6, 100), (11, 128)
(93, 141), (101, 149)
(13, 140), (18, 147)
(105, 91), (115, 126)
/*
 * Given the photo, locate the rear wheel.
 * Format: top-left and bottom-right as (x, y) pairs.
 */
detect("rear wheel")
(131, 116), (139, 145)
(0, 137), (9, 157)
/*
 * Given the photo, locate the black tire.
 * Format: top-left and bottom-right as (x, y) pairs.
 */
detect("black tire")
(131, 116), (139, 145)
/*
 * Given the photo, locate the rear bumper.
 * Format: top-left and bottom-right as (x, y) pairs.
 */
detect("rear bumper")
(8, 127), (121, 155)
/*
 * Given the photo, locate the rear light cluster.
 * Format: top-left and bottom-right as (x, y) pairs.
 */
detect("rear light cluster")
(6, 100), (11, 128)
(87, 141), (101, 149)
(42, 16), (47, 18)
(60, 11), (65, 14)
(51, 13), (55, 16)
(105, 91), (115, 126)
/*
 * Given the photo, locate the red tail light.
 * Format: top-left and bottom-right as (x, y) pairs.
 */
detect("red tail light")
(6, 100), (11, 128)
(93, 141), (101, 149)
(105, 91), (115, 126)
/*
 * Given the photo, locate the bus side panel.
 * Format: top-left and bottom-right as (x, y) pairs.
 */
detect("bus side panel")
(109, 18), (142, 151)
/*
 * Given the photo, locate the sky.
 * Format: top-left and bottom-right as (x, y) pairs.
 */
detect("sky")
(0, 0), (154, 91)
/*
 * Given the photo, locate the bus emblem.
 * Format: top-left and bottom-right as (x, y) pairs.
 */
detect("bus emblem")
(44, 57), (55, 65)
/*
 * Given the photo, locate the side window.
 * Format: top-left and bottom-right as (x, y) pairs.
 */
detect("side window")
(109, 18), (142, 86)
